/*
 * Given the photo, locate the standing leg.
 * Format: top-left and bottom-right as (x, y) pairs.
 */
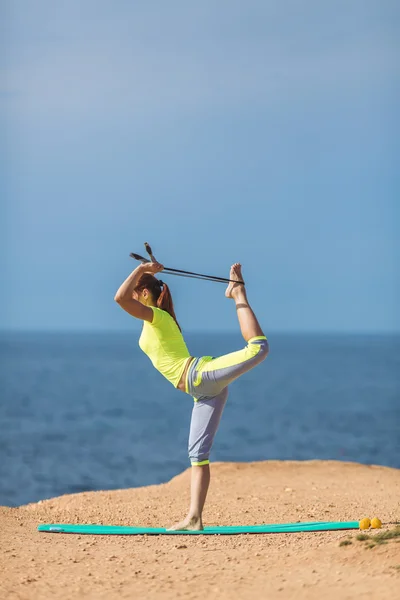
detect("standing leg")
(168, 389), (228, 531)
(186, 463), (211, 529)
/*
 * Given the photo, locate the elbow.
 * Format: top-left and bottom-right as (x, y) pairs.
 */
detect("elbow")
(114, 293), (124, 304)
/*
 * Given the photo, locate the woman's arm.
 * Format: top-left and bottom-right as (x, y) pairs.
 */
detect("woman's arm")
(114, 262), (163, 321)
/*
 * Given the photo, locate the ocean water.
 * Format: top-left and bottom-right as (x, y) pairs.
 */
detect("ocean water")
(0, 332), (399, 507)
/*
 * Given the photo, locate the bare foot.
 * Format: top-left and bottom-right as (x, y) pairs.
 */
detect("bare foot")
(225, 263), (245, 299)
(167, 516), (203, 531)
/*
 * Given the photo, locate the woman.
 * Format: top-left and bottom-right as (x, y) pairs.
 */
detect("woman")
(114, 261), (269, 531)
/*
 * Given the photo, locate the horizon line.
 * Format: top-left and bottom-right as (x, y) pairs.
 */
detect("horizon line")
(0, 328), (399, 336)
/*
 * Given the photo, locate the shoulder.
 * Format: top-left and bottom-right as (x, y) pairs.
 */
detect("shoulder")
(149, 306), (168, 327)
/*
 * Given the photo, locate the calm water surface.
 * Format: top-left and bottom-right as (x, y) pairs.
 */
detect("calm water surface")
(0, 332), (399, 506)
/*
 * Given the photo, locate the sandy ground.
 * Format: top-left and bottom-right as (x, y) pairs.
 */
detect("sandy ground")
(1, 460), (400, 600)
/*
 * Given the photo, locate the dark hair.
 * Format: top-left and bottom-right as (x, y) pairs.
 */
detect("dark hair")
(134, 273), (181, 331)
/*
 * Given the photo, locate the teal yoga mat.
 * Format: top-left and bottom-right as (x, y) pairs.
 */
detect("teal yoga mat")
(38, 521), (359, 535)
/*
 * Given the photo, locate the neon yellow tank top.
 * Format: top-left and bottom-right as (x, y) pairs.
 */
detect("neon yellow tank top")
(138, 306), (191, 388)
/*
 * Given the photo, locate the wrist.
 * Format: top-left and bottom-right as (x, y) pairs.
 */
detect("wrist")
(135, 264), (147, 275)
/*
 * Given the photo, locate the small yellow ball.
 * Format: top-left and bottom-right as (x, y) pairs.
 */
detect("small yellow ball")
(359, 518), (371, 530)
(371, 517), (382, 529)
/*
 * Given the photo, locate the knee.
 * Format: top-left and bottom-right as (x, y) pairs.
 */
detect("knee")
(188, 447), (210, 465)
(190, 458), (210, 466)
(248, 337), (269, 361)
(188, 440), (210, 466)
(259, 339), (269, 360)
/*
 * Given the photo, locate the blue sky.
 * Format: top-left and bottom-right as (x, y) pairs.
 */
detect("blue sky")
(1, 1), (399, 332)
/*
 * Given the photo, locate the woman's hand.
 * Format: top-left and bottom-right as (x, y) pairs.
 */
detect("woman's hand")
(142, 261), (164, 275)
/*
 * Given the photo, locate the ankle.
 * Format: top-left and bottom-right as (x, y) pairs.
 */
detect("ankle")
(187, 513), (202, 522)
(233, 288), (247, 302)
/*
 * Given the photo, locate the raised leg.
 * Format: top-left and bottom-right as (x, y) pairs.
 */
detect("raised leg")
(225, 263), (264, 342)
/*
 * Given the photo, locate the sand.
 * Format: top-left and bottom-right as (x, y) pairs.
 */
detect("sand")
(1, 460), (399, 600)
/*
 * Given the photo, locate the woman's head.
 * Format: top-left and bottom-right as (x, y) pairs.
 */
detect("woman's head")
(133, 273), (181, 330)
(133, 273), (162, 306)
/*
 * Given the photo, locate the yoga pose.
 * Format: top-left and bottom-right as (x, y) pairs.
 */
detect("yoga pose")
(114, 261), (269, 530)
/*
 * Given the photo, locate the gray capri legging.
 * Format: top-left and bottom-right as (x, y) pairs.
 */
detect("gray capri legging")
(185, 336), (269, 466)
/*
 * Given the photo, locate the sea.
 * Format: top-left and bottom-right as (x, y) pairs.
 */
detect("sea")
(0, 332), (399, 507)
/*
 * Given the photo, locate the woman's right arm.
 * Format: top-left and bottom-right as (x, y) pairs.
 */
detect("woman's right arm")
(114, 261), (164, 321)
(114, 264), (152, 321)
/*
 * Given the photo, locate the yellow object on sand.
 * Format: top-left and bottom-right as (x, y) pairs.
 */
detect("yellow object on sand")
(371, 517), (382, 529)
(359, 518), (371, 530)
